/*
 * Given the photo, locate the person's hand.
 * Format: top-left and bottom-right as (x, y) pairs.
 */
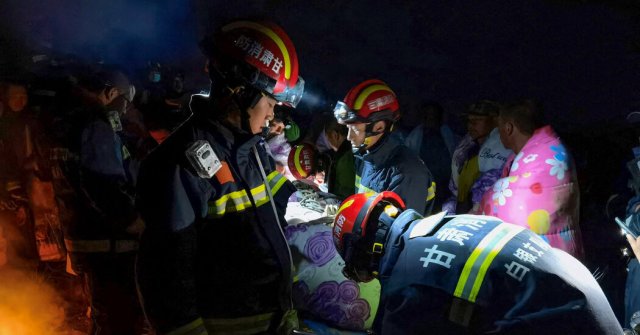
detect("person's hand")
(314, 171), (325, 185)
(627, 234), (640, 263)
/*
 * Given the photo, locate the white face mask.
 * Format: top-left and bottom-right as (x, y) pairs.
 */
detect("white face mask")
(315, 128), (332, 153)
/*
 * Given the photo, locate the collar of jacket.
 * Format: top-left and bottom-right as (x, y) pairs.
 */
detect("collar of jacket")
(359, 134), (401, 166)
(199, 114), (262, 155)
(337, 139), (352, 156)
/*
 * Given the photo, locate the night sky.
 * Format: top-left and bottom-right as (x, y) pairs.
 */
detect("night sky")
(1, 0), (640, 131)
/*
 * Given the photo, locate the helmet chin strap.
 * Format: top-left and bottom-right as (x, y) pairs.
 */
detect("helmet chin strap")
(260, 119), (270, 138)
(343, 206), (398, 281)
(208, 62), (274, 137)
(352, 122), (384, 154)
(352, 130), (385, 155)
(352, 143), (367, 155)
(226, 86), (263, 135)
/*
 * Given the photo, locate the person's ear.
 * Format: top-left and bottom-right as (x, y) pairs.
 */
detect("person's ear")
(373, 120), (386, 133)
(109, 88), (121, 101)
(327, 130), (338, 143)
(505, 121), (514, 136)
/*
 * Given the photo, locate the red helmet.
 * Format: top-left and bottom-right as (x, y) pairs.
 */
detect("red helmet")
(288, 143), (316, 180)
(332, 192), (405, 279)
(201, 20), (304, 107)
(334, 79), (400, 124)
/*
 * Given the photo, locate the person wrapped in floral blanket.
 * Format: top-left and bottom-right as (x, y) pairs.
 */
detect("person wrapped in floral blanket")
(475, 99), (583, 258)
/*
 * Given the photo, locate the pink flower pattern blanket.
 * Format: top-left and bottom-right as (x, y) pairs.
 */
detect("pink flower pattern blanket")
(476, 126), (583, 258)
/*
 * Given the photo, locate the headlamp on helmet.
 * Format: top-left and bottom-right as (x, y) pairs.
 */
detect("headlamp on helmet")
(274, 76), (304, 108)
(333, 101), (360, 124)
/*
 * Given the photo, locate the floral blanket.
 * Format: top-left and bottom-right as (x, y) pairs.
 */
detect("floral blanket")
(286, 222), (379, 332)
(476, 126), (583, 257)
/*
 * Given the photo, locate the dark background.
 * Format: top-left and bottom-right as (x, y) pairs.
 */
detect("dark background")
(1, 0), (640, 130)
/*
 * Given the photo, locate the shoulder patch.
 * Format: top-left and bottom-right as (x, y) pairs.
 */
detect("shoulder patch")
(215, 161), (234, 184)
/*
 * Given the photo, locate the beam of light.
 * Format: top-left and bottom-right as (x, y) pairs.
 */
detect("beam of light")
(298, 90), (330, 110)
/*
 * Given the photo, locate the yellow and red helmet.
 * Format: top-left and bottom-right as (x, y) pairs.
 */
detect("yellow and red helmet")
(288, 143), (317, 180)
(201, 20), (304, 107)
(334, 79), (399, 124)
(332, 192), (405, 265)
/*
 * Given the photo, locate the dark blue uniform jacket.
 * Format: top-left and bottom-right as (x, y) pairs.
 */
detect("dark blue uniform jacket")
(375, 210), (623, 334)
(136, 101), (296, 333)
(354, 135), (434, 215)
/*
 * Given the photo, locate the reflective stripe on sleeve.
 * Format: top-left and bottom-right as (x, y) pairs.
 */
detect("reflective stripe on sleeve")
(427, 181), (436, 201)
(5, 181), (21, 192)
(207, 172), (288, 218)
(355, 175), (376, 194)
(266, 171), (287, 196)
(166, 318), (208, 335)
(453, 222), (524, 302)
(64, 239), (139, 253)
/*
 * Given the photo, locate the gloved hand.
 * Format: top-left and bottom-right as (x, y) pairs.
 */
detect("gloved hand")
(284, 121), (300, 142)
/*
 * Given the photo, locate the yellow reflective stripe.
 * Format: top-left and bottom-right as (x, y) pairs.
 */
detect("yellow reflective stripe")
(353, 84), (395, 111)
(454, 222), (524, 302)
(223, 21), (292, 80)
(427, 181), (436, 201)
(357, 183), (376, 194)
(5, 181), (21, 191)
(209, 173), (287, 216)
(293, 146), (307, 178)
(210, 189), (252, 216)
(355, 175), (376, 194)
(266, 170), (279, 181)
(122, 145), (131, 160)
(256, 173), (287, 207)
(65, 239), (109, 252)
(167, 318), (207, 335)
(268, 173), (287, 197)
(254, 184), (271, 207)
(64, 239), (139, 253)
(204, 312), (273, 335)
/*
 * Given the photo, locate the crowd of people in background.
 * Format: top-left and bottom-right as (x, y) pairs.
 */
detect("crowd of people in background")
(1, 18), (640, 335)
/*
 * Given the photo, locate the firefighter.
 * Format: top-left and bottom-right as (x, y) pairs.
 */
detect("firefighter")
(331, 192), (623, 334)
(333, 79), (435, 214)
(55, 68), (144, 335)
(136, 20), (304, 335)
